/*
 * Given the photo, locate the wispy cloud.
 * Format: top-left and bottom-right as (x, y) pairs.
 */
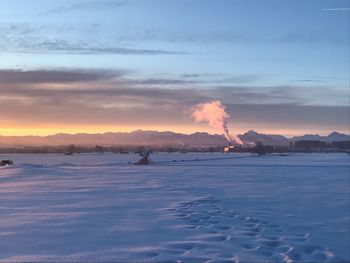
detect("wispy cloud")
(0, 69), (127, 84)
(291, 79), (329, 83)
(38, 0), (129, 16)
(0, 69), (265, 89)
(0, 24), (185, 55)
(213, 74), (262, 84)
(323, 7), (350, 11)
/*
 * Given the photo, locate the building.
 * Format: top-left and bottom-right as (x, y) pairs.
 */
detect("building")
(224, 145), (235, 153)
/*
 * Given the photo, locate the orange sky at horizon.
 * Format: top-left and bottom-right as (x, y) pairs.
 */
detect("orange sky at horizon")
(1, 123), (347, 138)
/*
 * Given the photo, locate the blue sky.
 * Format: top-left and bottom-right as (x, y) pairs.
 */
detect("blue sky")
(0, 0), (349, 136)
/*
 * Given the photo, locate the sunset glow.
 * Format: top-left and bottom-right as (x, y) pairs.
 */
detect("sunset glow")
(1, 124), (347, 138)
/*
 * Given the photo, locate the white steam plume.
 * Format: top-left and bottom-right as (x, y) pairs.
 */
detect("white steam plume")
(190, 100), (242, 144)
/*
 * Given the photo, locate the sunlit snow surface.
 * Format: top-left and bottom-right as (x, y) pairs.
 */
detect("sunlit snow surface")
(0, 153), (349, 262)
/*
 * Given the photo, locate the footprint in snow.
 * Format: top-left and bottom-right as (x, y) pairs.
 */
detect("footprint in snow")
(160, 194), (341, 262)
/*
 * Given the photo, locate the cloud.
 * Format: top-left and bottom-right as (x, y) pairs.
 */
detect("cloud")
(38, 0), (129, 16)
(125, 74), (261, 86)
(0, 69), (126, 84)
(213, 75), (262, 84)
(84, 26), (344, 46)
(0, 69), (263, 87)
(0, 85), (206, 106)
(225, 104), (349, 128)
(0, 69), (348, 132)
(323, 8), (350, 11)
(1, 94), (348, 131)
(125, 78), (198, 86)
(0, 69), (209, 106)
(291, 79), (329, 83)
(1, 38), (184, 55)
(211, 85), (349, 106)
(0, 69), (347, 106)
(0, 24), (186, 55)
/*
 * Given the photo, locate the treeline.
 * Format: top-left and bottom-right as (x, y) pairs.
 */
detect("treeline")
(247, 140), (350, 155)
(292, 140), (350, 151)
(0, 140), (349, 154)
(0, 144), (225, 154)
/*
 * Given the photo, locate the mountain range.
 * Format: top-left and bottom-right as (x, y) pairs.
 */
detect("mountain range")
(0, 130), (349, 147)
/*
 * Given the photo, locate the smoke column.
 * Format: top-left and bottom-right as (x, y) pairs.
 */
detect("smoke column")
(190, 100), (242, 144)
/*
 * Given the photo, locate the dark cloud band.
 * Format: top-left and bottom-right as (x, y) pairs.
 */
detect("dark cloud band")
(0, 68), (348, 132)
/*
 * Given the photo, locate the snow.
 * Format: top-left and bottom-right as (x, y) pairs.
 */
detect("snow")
(0, 153), (349, 262)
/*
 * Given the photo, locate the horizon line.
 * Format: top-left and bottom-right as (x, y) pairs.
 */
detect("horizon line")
(0, 129), (348, 139)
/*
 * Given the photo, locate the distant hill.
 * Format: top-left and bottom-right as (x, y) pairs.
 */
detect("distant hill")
(0, 130), (349, 147)
(0, 130), (227, 147)
(238, 130), (290, 147)
(291, 131), (350, 143)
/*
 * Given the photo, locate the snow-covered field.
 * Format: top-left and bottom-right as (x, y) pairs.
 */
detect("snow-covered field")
(0, 153), (349, 262)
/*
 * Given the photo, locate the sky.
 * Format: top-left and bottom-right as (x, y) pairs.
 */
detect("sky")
(0, 0), (349, 137)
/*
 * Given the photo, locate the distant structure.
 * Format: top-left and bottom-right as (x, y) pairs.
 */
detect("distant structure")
(294, 140), (326, 151)
(65, 144), (76, 155)
(1, 160), (13, 166)
(224, 142), (241, 153)
(95, 145), (104, 154)
(136, 149), (153, 165)
(254, 141), (267, 156)
(224, 145), (235, 153)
